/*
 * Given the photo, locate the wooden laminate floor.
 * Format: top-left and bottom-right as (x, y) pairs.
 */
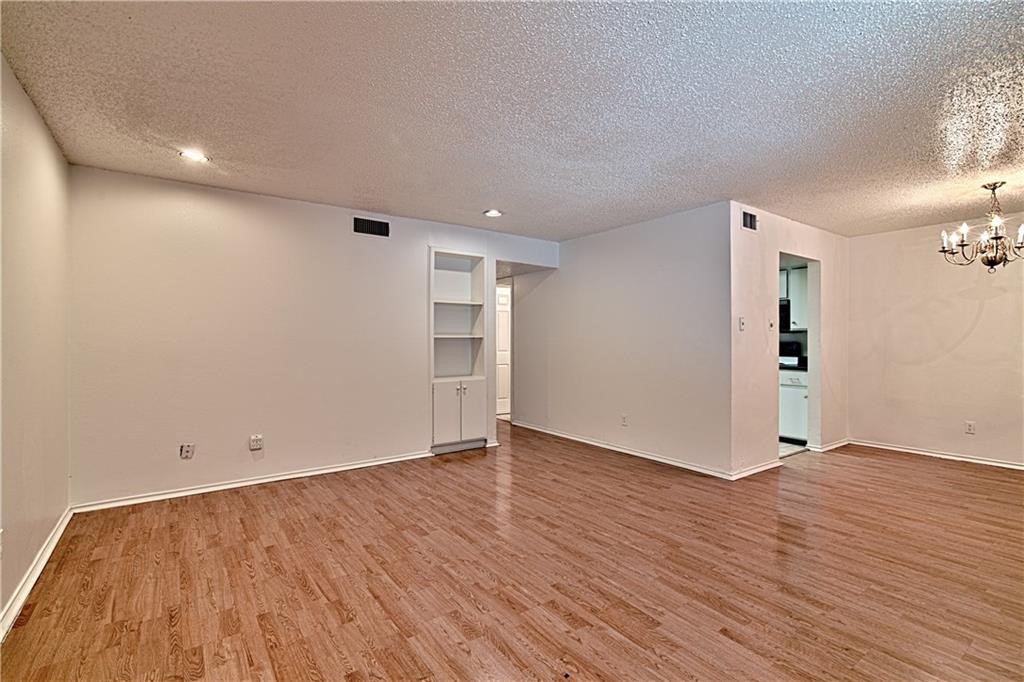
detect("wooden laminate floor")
(3, 422), (1023, 681)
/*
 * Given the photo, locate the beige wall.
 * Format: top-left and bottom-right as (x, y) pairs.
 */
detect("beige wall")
(848, 215), (1023, 466)
(68, 167), (557, 505)
(512, 202), (736, 476)
(729, 202), (850, 472)
(1, 59), (69, 609)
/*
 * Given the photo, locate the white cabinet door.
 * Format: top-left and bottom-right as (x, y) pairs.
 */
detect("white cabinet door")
(779, 270), (788, 299)
(779, 385), (808, 440)
(460, 377), (488, 441)
(433, 382), (463, 445)
(788, 268), (808, 329)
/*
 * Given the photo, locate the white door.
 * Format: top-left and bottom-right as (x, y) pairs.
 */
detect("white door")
(496, 284), (512, 416)
(779, 385), (808, 440)
(460, 377), (488, 440)
(432, 381), (462, 445)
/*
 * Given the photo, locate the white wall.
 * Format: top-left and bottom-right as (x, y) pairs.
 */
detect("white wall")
(729, 202), (850, 471)
(513, 202), (736, 476)
(1, 59), (69, 609)
(848, 215), (1023, 466)
(68, 167), (557, 505)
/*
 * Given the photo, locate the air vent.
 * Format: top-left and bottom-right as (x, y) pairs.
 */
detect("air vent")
(742, 211), (758, 231)
(354, 216), (390, 237)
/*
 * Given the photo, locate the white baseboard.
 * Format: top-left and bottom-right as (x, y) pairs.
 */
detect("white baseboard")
(72, 449), (432, 513)
(511, 421), (781, 481)
(729, 459), (785, 480)
(808, 439), (850, 453)
(847, 439), (1024, 470)
(1, 506), (73, 642)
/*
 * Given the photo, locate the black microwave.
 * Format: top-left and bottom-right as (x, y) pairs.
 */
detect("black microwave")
(779, 299), (792, 332)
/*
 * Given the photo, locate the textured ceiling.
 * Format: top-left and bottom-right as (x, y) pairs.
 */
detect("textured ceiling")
(3, 2), (1023, 240)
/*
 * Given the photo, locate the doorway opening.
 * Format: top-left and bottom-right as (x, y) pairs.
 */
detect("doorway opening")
(494, 260), (555, 428)
(778, 252), (822, 457)
(496, 279), (512, 421)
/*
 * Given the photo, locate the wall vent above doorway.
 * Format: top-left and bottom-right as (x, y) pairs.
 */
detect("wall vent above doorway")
(742, 211), (758, 231)
(353, 216), (390, 237)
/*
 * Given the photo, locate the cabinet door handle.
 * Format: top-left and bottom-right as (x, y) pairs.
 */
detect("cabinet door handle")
(456, 386), (461, 394)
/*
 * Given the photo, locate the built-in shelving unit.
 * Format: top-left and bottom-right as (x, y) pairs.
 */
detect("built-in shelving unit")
(430, 249), (488, 450)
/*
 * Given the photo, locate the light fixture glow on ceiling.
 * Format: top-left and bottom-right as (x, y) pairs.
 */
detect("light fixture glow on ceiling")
(483, 209), (503, 218)
(178, 148), (210, 163)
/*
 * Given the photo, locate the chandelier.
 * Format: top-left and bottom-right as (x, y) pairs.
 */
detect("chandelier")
(939, 182), (1024, 273)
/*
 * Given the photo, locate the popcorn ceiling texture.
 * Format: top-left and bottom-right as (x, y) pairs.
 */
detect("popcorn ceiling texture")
(2, 1), (1022, 240)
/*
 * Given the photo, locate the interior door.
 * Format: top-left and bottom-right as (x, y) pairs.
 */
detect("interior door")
(496, 284), (512, 416)
(460, 377), (488, 441)
(432, 381), (462, 445)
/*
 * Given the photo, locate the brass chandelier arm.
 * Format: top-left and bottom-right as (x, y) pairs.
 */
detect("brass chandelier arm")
(944, 253), (976, 266)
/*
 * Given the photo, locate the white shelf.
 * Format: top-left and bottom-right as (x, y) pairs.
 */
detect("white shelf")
(434, 298), (483, 306)
(433, 375), (484, 383)
(431, 248), (486, 383)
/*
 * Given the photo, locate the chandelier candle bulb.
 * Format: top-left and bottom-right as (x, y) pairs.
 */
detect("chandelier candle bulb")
(941, 231), (949, 250)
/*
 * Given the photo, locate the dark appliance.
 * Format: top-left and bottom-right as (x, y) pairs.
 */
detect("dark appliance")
(779, 299), (791, 332)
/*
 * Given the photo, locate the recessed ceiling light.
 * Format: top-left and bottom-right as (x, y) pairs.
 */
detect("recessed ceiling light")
(179, 148), (209, 163)
(483, 209), (503, 218)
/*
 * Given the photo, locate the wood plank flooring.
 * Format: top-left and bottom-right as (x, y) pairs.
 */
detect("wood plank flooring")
(3, 421), (1022, 680)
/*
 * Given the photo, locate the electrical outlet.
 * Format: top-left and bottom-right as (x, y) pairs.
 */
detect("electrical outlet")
(249, 434), (264, 451)
(964, 421), (976, 435)
(179, 443), (195, 459)
(621, 414), (629, 427)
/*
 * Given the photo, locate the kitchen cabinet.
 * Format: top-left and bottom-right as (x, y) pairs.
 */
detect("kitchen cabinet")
(432, 376), (486, 445)
(779, 371), (808, 441)
(788, 268), (808, 330)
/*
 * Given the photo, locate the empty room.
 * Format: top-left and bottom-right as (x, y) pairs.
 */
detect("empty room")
(2, 2), (1022, 680)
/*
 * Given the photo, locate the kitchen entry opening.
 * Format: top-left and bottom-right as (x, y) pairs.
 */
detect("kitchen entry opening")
(778, 252), (822, 458)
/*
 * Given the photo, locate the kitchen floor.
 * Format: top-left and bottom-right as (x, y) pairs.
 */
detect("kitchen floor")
(779, 441), (807, 457)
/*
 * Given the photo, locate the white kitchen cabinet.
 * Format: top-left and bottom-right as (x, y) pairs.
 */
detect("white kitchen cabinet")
(779, 371), (808, 441)
(788, 267), (808, 330)
(779, 270), (788, 299)
(432, 377), (487, 445)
